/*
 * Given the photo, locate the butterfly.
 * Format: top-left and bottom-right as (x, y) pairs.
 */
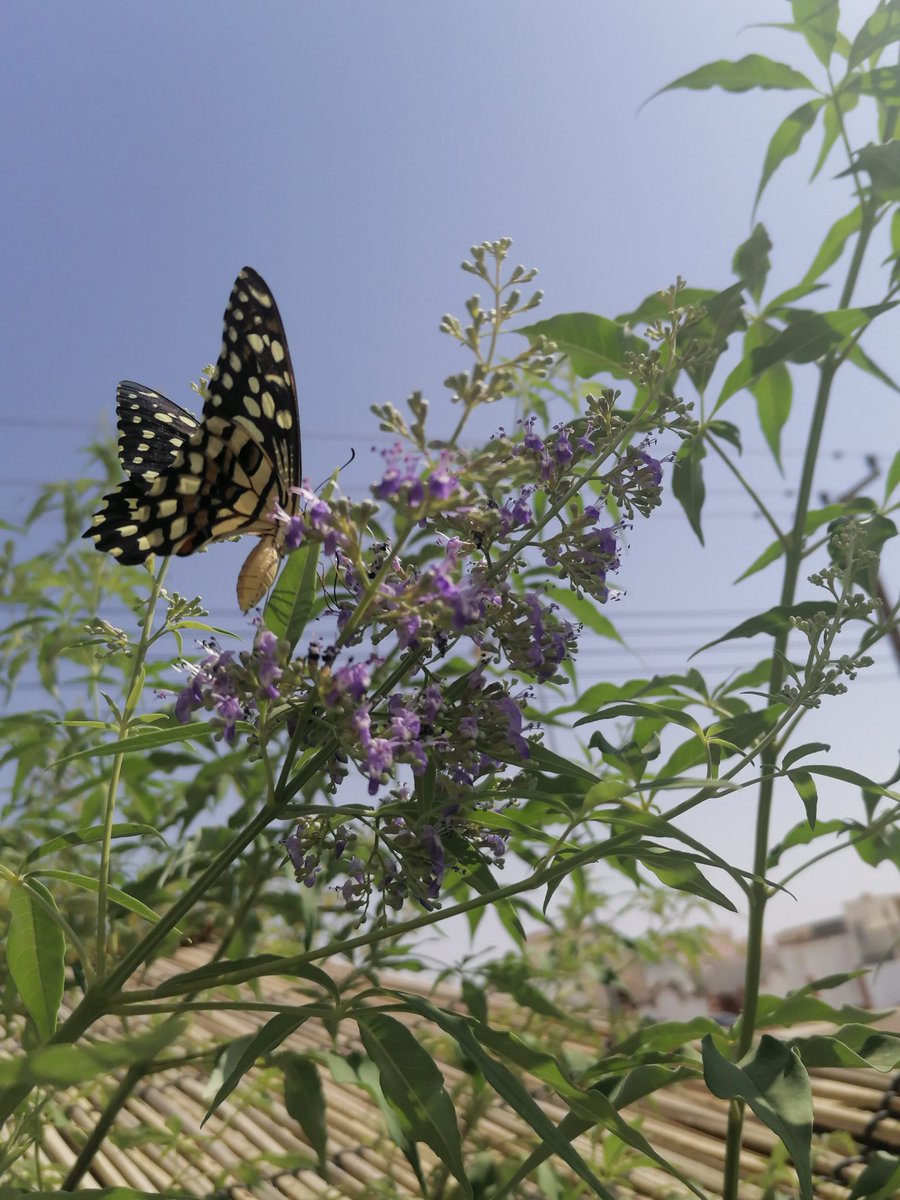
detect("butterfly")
(84, 267), (301, 612)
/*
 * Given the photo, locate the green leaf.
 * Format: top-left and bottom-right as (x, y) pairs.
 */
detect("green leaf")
(847, 1), (900, 71)
(744, 322), (793, 466)
(792, 1024), (900, 1070)
(6, 879), (65, 1041)
(767, 817), (845, 867)
(695, 601), (837, 653)
(716, 304), (897, 408)
(280, 1053), (328, 1172)
(885, 450), (900, 500)
(266, 481), (334, 652)
(149, 953), (340, 1004)
(751, 981), (887, 1032)
(517, 313), (647, 380)
(839, 142), (900, 201)
(575, 700), (702, 736)
(791, 0), (839, 66)
(0, 1022), (182, 1087)
(398, 997), (619, 1199)
(783, 741), (830, 770)
(682, 282), (747, 392)
(702, 1035), (813, 1200)
(22, 822), (162, 867)
(736, 504), (844, 581)
(652, 55), (813, 101)
(357, 1011), (471, 1199)
(754, 99), (824, 212)
(733, 223), (772, 304)
(847, 67), (900, 108)
(205, 1013), (311, 1122)
(845, 341), (900, 394)
(639, 846), (737, 911)
(56, 721), (215, 764)
(848, 1151), (900, 1200)
(788, 769), (818, 827)
(672, 436), (706, 544)
(798, 206), (863, 293)
(32, 869), (172, 929)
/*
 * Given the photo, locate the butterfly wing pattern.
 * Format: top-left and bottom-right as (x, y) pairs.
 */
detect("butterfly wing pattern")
(84, 268), (302, 612)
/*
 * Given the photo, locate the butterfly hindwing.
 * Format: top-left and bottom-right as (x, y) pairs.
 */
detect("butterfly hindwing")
(115, 382), (200, 479)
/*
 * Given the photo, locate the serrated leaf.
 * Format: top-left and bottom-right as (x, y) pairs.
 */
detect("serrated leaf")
(6, 879), (65, 1041)
(517, 313), (647, 380)
(695, 602), (838, 653)
(716, 304), (897, 408)
(733, 223), (772, 304)
(672, 437), (706, 544)
(791, 0), (839, 66)
(767, 817), (845, 867)
(848, 1), (900, 70)
(838, 142), (900, 200)
(702, 1035), (813, 1200)
(754, 99), (824, 213)
(651, 55), (813, 102)
(743, 322), (793, 466)
(357, 1011), (471, 1198)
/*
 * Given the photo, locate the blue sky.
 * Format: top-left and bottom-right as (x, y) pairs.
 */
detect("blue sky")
(2, 1), (898, 940)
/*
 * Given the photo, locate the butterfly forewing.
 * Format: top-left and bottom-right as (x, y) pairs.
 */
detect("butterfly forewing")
(203, 267), (301, 511)
(84, 267), (302, 600)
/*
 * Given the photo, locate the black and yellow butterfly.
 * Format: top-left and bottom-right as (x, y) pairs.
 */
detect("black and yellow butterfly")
(84, 267), (301, 612)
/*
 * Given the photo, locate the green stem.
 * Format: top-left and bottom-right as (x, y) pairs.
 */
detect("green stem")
(96, 559), (168, 981)
(721, 193), (878, 1200)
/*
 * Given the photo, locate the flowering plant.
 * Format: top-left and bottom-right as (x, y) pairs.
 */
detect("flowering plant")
(2, 6), (900, 1198)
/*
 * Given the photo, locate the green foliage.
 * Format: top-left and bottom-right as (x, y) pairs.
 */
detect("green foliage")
(2, 3), (900, 1198)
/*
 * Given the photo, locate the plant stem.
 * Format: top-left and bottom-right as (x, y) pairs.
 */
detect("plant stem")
(720, 193), (878, 1200)
(96, 559), (168, 981)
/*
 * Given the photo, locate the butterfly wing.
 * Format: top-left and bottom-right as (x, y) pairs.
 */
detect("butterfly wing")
(85, 268), (301, 572)
(115, 382), (200, 479)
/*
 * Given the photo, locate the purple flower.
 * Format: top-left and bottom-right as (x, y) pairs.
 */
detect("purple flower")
(216, 695), (244, 744)
(326, 661), (373, 706)
(286, 517), (305, 550)
(255, 630), (283, 699)
(364, 738), (394, 794)
(175, 676), (204, 724)
(497, 694), (530, 758)
(420, 824), (446, 897)
(554, 429), (573, 465)
(428, 468), (457, 500)
(638, 450), (663, 486)
(421, 685), (443, 722)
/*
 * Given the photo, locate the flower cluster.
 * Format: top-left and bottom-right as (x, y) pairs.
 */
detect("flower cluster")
(284, 806), (509, 914)
(167, 242), (680, 916)
(175, 630), (286, 743)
